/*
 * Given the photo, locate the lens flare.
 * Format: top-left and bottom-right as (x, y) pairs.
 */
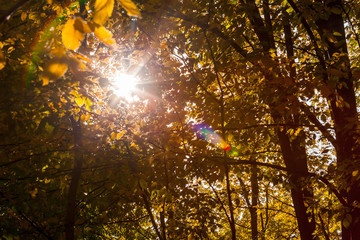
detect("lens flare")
(193, 124), (230, 151)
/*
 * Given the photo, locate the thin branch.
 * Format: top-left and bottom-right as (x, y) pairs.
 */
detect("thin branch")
(286, 0), (328, 72)
(0, 0), (31, 24)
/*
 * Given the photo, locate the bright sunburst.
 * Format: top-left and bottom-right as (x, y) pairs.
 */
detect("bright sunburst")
(111, 72), (138, 101)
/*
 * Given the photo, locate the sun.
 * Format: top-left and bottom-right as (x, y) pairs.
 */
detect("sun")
(111, 72), (139, 101)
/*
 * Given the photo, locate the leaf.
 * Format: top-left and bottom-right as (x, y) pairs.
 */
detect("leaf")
(331, 7), (342, 15)
(30, 188), (38, 198)
(352, 170), (359, 177)
(68, 55), (87, 74)
(93, 25), (116, 46)
(0, 49), (5, 70)
(343, 214), (352, 228)
(111, 132), (116, 140)
(117, 0), (140, 17)
(75, 97), (84, 107)
(41, 57), (68, 85)
(62, 17), (91, 50)
(84, 98), (93, 111)
(45, 122), (54, 134)
(93, 0), (114, 24)
(21, 12), (27, 21)
(116, 131), (123, 140)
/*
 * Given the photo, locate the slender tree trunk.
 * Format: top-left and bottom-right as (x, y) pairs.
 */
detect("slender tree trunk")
(142, 191), (163, 240)
(65, 116), (83, 240)
(225, 164), (236, 240)
(243, 1), (317, 239)
(250, 165), (259, 240)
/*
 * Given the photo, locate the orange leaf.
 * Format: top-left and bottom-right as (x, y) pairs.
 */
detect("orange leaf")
(94, 25), (116, 46)
(62, 18), (90, 50)
(0, 49), (5, 70)
(117, 0), (140, 17)
(94, 0), (114, 24)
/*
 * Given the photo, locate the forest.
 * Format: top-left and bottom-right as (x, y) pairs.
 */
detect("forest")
(1, 0), (360, 239)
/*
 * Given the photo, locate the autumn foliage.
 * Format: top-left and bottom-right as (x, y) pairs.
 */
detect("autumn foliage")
(1, 0), (360, 239)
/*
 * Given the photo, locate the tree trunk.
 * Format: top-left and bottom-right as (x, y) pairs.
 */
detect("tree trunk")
(315, 1), (360, 239)
(225, 164), (236, 240)
(65, 116), (83, 240)
(250, 165), (259, 240)
(243, 1), (317, 239)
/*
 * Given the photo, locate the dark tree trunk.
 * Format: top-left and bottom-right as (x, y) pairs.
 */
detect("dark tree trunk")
(225, 164), (237, 240)
(243, 1), (317, 239)
(65, 117), (83, 240)
(315, 1), (360, 239)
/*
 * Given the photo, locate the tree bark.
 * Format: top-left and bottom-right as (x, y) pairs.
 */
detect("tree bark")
(315, 1), (360, 239)
(225, 164), (236, 240)
(250, 165), (259, 240)
(65, 116), (83, 240)
(243, 1), (317, 239)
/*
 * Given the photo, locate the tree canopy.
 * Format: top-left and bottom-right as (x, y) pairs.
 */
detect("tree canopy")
(1, 0), (360, 239)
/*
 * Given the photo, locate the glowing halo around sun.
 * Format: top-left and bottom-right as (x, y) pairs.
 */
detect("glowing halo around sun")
(111, 72), (139, 101)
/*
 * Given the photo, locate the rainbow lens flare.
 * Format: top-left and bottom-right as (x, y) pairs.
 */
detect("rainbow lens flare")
(193, 124), (230, 151)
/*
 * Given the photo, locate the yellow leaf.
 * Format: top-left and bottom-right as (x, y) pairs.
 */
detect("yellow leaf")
(111, 132), (116, 140)
(117, 0), (140, 17)
(74, 18), (92, 33)
(62, 17), (90, 50)
(352, 170), (359, 177)
(116, 132), (123, 140)
(73, 52), (92, 63)
(93, 0), (114, 24)
(41, 57), (68, 85)
(0, 49), (5, 70)
(75, 97), (84, 107)
(94, 25), (116, 46)
(21, 12), (27, 21)
(30, 188), (38, 198)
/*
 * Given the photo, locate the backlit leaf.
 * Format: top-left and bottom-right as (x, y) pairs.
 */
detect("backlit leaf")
(117, 0), (140, 17)
(75, 97), (84, 107)
(0, 49), (5, 70)
(68, 55), (87, 75)
(111, 132), (116, 140)
(62, 17), (90, 50)
(116, 132), (123, 140)
(21, 12), (27, 21)
(94, 25), (116, 46)
(94, 0), (114, 24)
(41, 57), (68, 85)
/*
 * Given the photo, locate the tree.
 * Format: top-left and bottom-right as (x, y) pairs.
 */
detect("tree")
(1, 0), (360, 239)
